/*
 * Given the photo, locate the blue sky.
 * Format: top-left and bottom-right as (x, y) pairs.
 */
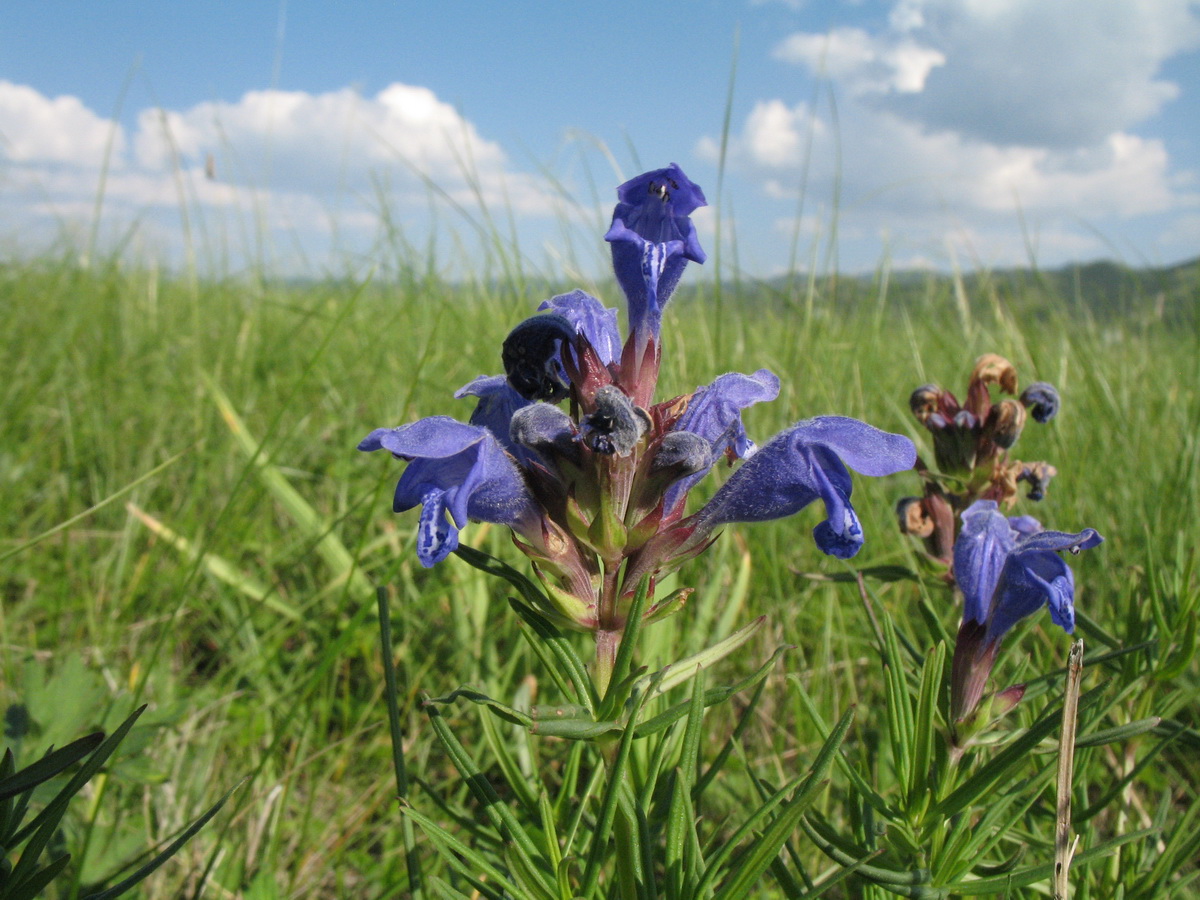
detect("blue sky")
(2, 0), (1198, 278)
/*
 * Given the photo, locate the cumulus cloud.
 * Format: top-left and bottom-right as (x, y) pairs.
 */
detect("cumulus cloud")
(773, 28), (945, 95)
(701, 0), (1200, 268)
(0, 80), (560, 269)
(777, 0), (1200, 148)
(0, 80), (127, 166)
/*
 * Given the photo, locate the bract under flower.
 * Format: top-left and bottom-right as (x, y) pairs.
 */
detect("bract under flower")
(359, 417), (541, 567)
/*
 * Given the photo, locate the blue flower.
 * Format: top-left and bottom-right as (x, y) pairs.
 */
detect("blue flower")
(954, 500), (1103, 645)
(454, 375), (530, 456)
(692, 417), (917, 558)
(359, 417), (541, 568)
(662, 369), (781, 516)
(605, 163), (707, 348)
(538, 289), (622, 368)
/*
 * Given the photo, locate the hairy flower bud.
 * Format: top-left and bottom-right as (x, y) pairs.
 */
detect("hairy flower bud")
(510, 403), (581, 466)
(502, 314), (575, 402)
(581, 386), (650, 456)
(910, 384), (944, 425)
(988, 399), (1027, 449)
(1020, 382), (1060, 423)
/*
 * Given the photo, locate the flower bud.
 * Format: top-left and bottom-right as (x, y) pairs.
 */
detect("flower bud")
(896, 496), (935, 538)
(510, 403), (581, 466)
(988, 399), (1027, 449)
(502, 313), (575, 402)
(1017, 460), (1057, 502)
(1020, 381), (1060, 423)
(581, 386), (650, 456)
(651, 431), (713, 479)
(910, 384), (944, 425)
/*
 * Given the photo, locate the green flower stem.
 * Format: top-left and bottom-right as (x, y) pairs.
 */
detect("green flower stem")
(595, 628), (621, 698)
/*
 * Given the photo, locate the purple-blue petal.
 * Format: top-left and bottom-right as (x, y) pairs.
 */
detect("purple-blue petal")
(605, 164), (707, 341)
(955, 500), (1023, 625)
(985, 550), (1077, 642)
(692, 417), (913, 558)
(454, 375), (531, 455)
(359, 416), (538, 567)
(663, 369), (780, 513)
(538, 289), (621, 367)
(953, 500), (1103, 643)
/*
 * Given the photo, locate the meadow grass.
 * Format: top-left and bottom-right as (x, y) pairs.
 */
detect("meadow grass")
(0, 244), (1197, 897)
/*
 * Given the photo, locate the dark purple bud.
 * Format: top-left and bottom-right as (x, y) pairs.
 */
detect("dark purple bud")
(1020, 382), (1060, 423)
(581, 386), (650, 456)
(988, 399), (1027, 449)
(1017, 461), (1057, 502)
(910, 384), (943, 425)
(651, 431), (713, 479)
(502, 313), (575, 402)
(510, 403), (581, 466)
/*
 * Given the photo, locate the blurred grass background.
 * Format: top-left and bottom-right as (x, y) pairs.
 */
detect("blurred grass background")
(0, 223), (1197, 896)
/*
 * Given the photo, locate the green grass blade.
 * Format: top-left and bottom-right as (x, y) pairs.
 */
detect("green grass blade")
(81, 778), (244, 900)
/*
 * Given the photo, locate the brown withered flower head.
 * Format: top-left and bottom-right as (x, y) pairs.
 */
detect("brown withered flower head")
(898, 354), (1062, 568)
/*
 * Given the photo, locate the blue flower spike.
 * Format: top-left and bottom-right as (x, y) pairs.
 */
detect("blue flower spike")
(361, 165), (917, 671)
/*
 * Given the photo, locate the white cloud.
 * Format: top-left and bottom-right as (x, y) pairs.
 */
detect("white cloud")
(773, 28), (945, 95)
(703, 0), (1200, 269)
(0, 80), (126, 165)
(774, 0), (1200, 148)
(0, 81), (564, 271)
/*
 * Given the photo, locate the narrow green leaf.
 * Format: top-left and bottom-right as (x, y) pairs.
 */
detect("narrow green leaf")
(634, 645), (788, 738)
(426, 687), (536, 728)
(908, 642), (945, 808)
(943, 827), (1158, 893)
(1073, 717), (1162, 748)
(423, 701), (557, 898)
(710, 707), (857, 900)
(580, 684), (651, 899)
(696, 676), (769, 800)
(478, 702), (541, 814)
(0, 732), (104, 801)
(788, 674), (898, 820)
(800, 816), (940, 896)
(679, 669), (708, 792)
(934, 683), (1107, 819)
(10, 705), (146, 850)
(81, 779), (244, 900)
(402, 805), (514, 896)
(6, 853), (71, 900)
(634, 616), (767, 698)
(505, 594), (597, 714)
(1078, 722), (1184, 820)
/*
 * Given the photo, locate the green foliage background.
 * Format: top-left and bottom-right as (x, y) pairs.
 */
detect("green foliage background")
(1, 248), (1197, 896)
